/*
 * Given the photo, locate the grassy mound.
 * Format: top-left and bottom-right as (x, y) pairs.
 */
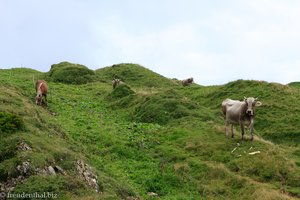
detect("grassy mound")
(288, 82), (300, 88)
(133, 90), (199, 125)
(47, 62), (95, 84)
(95, 63), (177, 88)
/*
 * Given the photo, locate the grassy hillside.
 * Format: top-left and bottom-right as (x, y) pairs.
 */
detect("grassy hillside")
(0, 64), (299, 200)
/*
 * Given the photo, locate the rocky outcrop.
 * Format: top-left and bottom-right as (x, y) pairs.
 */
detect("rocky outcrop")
(0, 160), (30, 193)
(35, 165), (66, 176)
(18, 141), (32, 151)
(76, 160), (99, 193)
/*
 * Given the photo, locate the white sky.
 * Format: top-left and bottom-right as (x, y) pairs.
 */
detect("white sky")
(1, 0), (300, 85)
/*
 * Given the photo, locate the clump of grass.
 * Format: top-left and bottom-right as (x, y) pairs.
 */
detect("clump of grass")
(0, 137), (20, 162)
(0, 111), (24, 134)
(0, 157), (20, 181)
(47, 62), (95, 85)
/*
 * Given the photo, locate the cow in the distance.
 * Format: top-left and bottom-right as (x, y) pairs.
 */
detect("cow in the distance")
(221, 97), (262, 140)
(112, 78), (124, 89)
(36, 80), (48, 105)
(182, 77), (193, 86)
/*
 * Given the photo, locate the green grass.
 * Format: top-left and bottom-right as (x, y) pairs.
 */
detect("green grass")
(0, 65), (299, 199)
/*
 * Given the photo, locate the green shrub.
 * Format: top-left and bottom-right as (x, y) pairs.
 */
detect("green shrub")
(0, 157), (20, 181)
(0, 138), (20, 162)
(110, 84), (135, 99)
(0, 112), (24, 134)
(47, 62), (95, 84)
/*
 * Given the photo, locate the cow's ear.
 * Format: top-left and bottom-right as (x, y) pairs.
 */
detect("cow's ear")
(256, 101), (262, 107)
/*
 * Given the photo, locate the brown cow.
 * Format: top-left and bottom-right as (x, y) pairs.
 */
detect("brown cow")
(35, 80), (48, 105)
(221, 97), (262, 140)
(182, 77), (193, 86)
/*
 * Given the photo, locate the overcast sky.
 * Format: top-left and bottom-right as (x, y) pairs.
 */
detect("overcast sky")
(1, 0), (300, 85)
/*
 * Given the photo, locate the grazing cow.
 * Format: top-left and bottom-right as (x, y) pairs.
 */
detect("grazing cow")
(182, 78), (193, 86)
(35, 80), (48, 105)
(112, 78), (124, 89)
(221, 97), (262, 140)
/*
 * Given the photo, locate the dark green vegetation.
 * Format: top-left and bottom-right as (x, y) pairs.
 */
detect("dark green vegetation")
(0, 63), (299, 200)
(0, 112), (24, 134)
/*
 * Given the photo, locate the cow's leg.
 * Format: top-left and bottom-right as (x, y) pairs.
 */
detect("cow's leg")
(231, 124), (234, 138)
(240, 123), (245, 140)
(249, 121), (254, 141)
(225, 121), (229, 137)
(44, 94), (47, 105)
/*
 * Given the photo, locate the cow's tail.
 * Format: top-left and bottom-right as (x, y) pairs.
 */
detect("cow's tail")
(221, 105), (226, 116)
(221, 101), (227, 118)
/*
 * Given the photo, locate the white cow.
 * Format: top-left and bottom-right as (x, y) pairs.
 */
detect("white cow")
(221, 97), (262, 140)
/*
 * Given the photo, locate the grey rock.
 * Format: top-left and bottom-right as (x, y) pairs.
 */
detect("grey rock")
(48, 166), (56, 175)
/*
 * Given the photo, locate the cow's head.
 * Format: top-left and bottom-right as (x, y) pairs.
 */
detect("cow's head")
(36, 94), (42, 105)
(244, 97), (262, 116)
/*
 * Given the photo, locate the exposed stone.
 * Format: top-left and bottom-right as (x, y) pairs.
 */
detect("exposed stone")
(1, 162), (68, 194)
(4, 160), (32, 192)
(147, 192), (159, 197)
(54, 165), (66, 175)
(16, 161), (30, 175)
(0, 176), (26, 193)
(35, 167), (47, 175)
(76, 160), (99, 193)
(18, 141), (32, 151)
(48, 166), (56, 175)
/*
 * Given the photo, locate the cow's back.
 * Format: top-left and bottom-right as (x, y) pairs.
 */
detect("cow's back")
(222, 99), (243, 123)
(36, 80), (48, 94)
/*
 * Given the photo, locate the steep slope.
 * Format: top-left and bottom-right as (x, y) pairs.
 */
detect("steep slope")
(0, 65), (299, 199)
(0, 68), (140, 199)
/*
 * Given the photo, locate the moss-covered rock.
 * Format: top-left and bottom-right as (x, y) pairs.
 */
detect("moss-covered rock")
(47, 62), (95, 84)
